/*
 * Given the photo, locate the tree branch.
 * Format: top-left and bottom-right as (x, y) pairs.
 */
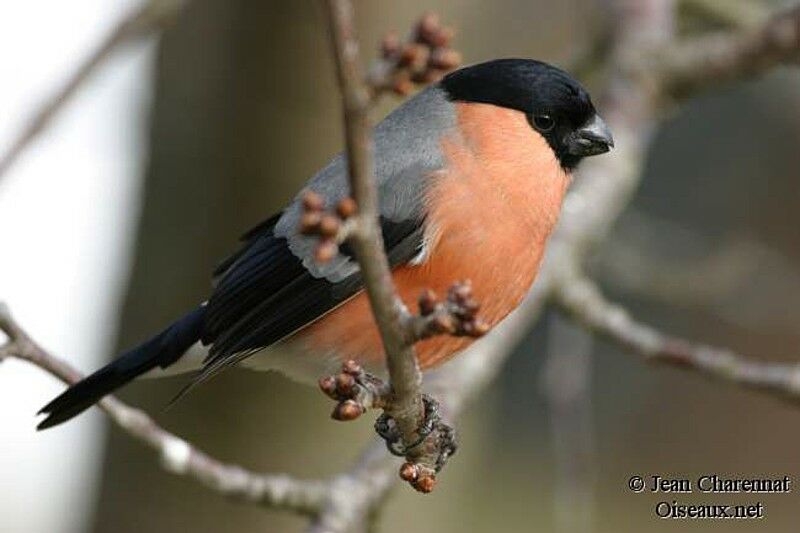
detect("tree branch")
(321, 2), (477, 493)
(0, 294), (522, 532)
(0, 303), (328, 514)
(0, 0), (189, 186)
(553, 271), (800, 402)
(659, 3), (800, 100)
(680, 0), (767, 30)
(323, 0), (425, 446)
(537, 0), (800, 410)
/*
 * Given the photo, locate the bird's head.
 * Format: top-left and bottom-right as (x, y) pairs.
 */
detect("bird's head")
(440, 58), (613, 170)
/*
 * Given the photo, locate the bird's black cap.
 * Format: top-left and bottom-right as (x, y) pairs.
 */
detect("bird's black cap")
(440, 58), (612, 169)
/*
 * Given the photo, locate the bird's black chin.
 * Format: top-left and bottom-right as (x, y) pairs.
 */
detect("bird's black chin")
(567, 114), (614, 158)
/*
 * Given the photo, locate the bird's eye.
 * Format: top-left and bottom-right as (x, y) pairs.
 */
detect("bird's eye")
(532, 114), (555, 132)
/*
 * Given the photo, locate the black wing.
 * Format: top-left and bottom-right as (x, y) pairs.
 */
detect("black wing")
(192, 214), (424, 388)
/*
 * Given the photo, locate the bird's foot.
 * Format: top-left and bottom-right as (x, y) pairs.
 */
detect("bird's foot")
(318, 360), (457, 493)
(376, 394), (457, 493)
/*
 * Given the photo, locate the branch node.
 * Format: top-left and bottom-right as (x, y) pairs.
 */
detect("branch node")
(319, 361), (457, 492)
(320, 360), (390, 421)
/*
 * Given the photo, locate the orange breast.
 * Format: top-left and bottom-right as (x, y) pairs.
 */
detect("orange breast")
(295, 103), (570, 370)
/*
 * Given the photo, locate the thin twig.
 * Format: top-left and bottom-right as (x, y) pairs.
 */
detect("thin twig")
(0, 293), (521, 533)
(0, 303), (328, 514)
(541, 0), (800, 407)
(0, 0), (189, 185)
(322, 0), (426, 459)
(659, 3), (800, 100)
(680, 0), (767, 30)
(308, 298), (543, 532)
(321, 3), (478, 493)
(552, 272), (800, 401)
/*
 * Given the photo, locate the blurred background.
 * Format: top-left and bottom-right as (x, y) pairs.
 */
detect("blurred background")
(2, 0), (800, 532)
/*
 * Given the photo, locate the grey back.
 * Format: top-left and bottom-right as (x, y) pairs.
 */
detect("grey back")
(274, 85), (457, 282)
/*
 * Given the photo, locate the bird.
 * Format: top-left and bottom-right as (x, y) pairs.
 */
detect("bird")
(37, 58), (613, 430)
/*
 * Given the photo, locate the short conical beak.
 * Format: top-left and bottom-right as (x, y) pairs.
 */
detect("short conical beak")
(568, 114), (614, 157)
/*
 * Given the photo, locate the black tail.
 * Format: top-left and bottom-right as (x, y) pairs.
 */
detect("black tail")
(37, 306), (206, 430)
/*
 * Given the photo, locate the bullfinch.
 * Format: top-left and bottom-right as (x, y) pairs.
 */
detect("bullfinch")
(38, 58), (613, 429)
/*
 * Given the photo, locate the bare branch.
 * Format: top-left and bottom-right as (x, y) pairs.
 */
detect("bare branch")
(309, 299), (545, 532)
(0, 303), (328, 514)
(0, 298), (515, 531)
(594, 210), (768, 305)
(0, 280), (517, 530)
(323, 0), (425, 443)
(680, 0), (767, 30)
(0, 0), (189, 185)
(552, 272), (800, 402)
(591, 211), (800, 334)
(540, 0), (800, 409)
(659, 3), (800, 100)
(322, 1), (473, 492)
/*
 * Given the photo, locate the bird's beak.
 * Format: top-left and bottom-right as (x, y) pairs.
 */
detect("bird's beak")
(568, 114), (614, 157)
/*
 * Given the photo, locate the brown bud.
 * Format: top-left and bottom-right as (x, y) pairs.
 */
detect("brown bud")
(332, 400), (364, 421)
(392, 75), (414, 96)
(381, 31), (401, 58)
(427, 26), (454, 48)
(302, 190), (325, 212)
(417, 13), (441, 43)
(414, 475), (437, 493)
(335, 372), (356, 396)
(318, 376), (338, 399)
(336, 197), (358, 219)
(409, 45), (430, 72)
(418, 288), (438, 316)
(399, 462), (418, 482)
(318, 214), (341, 238)
(341, 359), (362, 376)
(398, 45), (415, 67)
(429, 49), (462, 71)
(314, 241), (338, 263)
(398, 44), (427, 68)
(299, 212), (322, 235)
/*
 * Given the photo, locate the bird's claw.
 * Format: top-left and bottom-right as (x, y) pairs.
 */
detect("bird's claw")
(319, 361), (457, 493)
(374, 393), (438, 455)
(376, 394), (458, 493)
